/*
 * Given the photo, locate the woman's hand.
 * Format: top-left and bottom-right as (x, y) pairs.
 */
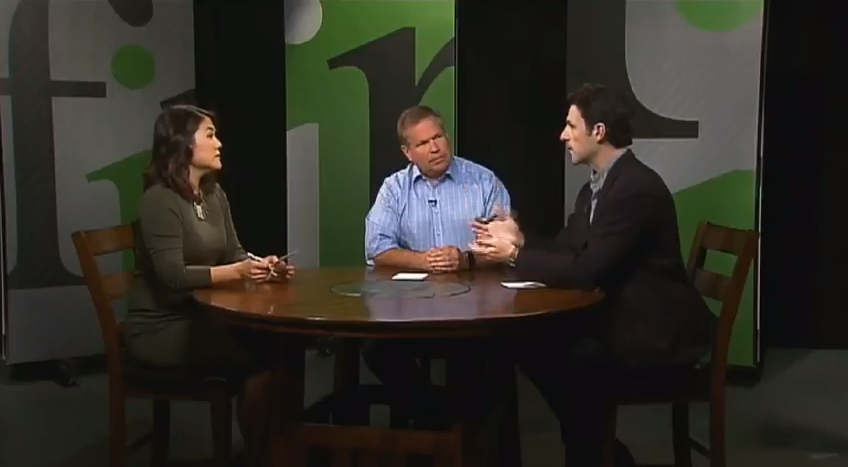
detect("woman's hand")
(271, 260), (296, 281)
(261, 255), (295, 280)
(236, 257), (273, 281)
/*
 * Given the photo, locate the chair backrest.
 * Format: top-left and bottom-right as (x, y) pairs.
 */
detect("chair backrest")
(71, 224), (137, 378)
(685, 221), (758, 381)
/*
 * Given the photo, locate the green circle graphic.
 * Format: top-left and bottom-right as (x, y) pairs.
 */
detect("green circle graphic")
(111, 44), (155, 90)
(676, 0), (763, 32)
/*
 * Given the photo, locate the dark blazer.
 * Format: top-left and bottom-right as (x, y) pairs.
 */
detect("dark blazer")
(514, 150), (716, 368)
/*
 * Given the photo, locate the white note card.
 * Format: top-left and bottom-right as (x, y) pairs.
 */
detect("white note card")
(392, 272), (429, 281)
(500, 281), (547, 289)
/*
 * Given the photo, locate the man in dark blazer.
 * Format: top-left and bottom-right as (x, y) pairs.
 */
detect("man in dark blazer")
(472, 83), (716, 467)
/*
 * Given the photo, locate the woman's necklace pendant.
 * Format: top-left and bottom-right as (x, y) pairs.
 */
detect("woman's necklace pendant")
(193, 201), (207, 221)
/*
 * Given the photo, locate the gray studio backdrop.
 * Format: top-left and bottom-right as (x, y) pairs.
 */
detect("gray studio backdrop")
(1, 0), (195, 364)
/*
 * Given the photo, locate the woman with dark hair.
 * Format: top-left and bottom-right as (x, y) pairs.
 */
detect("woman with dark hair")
(125, 105), (292, 466)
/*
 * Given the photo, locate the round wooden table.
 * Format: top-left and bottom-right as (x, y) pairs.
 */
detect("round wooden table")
(194, 267), (603, 336)
(193, 267), (604, 467)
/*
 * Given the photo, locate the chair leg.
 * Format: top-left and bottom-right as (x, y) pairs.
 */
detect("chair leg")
(333, 339), (369, 426)
(317, 337), (335, 357)
(210, 396), (233, 467)
(389, 408), (409, 429)
(110, 393), (128, 467)
(600, 403), (618, 467)
(420, 357), (432, 382)
(150, 400), (171, 467)
(497, 367), (523, 467)
(709, 395), (727, 467)
(671, 403), (693, 467)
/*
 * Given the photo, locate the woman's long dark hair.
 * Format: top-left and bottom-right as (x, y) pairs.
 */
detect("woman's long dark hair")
(144, 104), (217, 202)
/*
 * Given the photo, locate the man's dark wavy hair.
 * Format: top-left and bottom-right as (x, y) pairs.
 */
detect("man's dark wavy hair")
(144, 104), (217, 202)
(567, 83), (634, 149)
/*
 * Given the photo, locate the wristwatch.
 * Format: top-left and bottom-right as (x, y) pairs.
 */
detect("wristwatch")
(507, 245), (520, 267)
(465, 250), (476, 270)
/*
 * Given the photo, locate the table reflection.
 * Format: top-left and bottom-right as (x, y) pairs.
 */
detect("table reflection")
(359, 280), (518, 321)
(330, 280), (471, 299)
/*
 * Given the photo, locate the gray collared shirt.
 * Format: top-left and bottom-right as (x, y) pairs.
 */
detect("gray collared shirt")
(589, 149), (627, 223)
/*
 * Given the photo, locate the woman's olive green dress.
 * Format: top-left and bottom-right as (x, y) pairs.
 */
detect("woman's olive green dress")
(124, 183), (264, 379)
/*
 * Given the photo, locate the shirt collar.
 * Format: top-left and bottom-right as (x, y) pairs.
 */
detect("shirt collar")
(412, 156), (457, 182)
(589, 148), (627, 193)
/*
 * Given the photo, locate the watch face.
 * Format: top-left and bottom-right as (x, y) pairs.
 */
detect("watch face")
(509, 247), (519, 265)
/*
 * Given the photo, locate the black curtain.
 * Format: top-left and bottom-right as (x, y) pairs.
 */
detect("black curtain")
(193, 1), (288, 256)
(456, 1), (568, 239)
(0, 94), (5, 335)
(760, 0), (848, 348)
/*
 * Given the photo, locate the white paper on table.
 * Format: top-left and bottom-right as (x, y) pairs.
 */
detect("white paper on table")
(500, 281), (547, 289)
(391, 272), (429, 281)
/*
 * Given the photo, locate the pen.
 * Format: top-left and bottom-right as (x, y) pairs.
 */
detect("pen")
(247, 251), (299, 276)
(247, 252), (278, 277)
(277, 250), (299, 261)
(248, 251), (298, 262)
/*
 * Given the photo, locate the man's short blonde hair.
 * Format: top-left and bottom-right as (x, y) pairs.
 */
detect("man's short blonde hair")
(396, 105), (443, 145)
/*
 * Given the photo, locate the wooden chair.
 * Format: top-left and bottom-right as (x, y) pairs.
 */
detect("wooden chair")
(600, 221), (759, 467)
(72, 224), (234, 467)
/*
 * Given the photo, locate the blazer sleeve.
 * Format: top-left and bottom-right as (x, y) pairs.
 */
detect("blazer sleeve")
(514, 187), (661, 289)
(138, 188), (213, 291)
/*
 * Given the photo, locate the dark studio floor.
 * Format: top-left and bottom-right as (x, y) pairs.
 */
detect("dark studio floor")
(2, 349), (847, 466)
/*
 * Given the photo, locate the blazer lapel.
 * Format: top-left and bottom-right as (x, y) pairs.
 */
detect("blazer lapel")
(590, 150), (635, 225)
(567, 185), (592, 249)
